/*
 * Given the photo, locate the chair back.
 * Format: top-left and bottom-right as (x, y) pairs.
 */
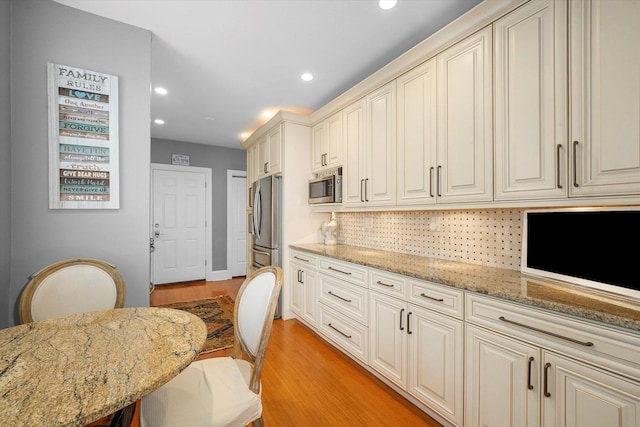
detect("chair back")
(19, 258), (125, 323)
(232, 265), (283, 393)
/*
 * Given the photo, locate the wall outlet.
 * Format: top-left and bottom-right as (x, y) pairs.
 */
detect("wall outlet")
(364, 217), (374, 229)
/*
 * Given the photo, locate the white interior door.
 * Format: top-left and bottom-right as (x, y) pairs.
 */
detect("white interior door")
(227, 170), (247, 277)
(152, 167), (206, 284)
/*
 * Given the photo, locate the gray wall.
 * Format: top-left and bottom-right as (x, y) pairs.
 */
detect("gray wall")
(151, 138), (246, 271)
(5, 0), (152, 327)
(1, 0), (11, 327)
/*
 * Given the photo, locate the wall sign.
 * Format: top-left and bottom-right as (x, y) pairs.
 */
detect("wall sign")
(47, 63), (119, 209)
(171, 154), (190, 166)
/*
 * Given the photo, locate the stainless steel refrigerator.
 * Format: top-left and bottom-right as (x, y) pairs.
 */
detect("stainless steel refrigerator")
(250, 174), (282, 318)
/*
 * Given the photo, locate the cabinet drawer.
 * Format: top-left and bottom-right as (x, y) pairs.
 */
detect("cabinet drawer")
(370, 269), (408, 299)
(289, 250), (318, 269)
(319, 258), (367, 287)
(466, 293), (640, 380)
(408, 279), (464, 319)
(318, 304), (368, 364)
(319, 274), (368, 325)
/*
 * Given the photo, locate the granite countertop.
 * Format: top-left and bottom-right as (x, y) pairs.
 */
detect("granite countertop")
(0, 307), (206, 427)
(290, 243), (640, 333)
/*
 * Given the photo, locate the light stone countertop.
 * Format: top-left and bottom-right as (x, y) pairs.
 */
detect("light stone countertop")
(0, 307), (206, 427)
(290, 243), (640, 333)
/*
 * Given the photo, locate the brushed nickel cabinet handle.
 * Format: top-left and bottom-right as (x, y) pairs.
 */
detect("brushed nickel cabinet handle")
(328, 266), (352, 275)
(376, 280), (394, 288)
(498, 316), (594, 347)
(400, 308), (405, 331)
(429, 166), (434, 197)
(328, 291), (351, 303)
(437, 165), (442, 197)
(360, 179), (365, 202)
(293, 256), (310, 262)
(297, 269), (302, 283)
(543, 362), (552, 397)
(527, 356), (535, 390)
(420, 292), (444, 302)
(328, 323), (352, 339)
(556, 144), (563, 189)
(407, 311), (412, 335)
(364, 178), (369, 202)
(573, 141), (579, 187)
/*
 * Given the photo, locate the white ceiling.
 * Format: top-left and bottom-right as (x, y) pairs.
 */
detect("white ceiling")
(54, 0), (483, 149)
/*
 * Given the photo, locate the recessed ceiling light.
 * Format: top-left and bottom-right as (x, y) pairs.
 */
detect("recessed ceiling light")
(154, 119), (165, 125)
(154, 87), (168, 95)
(301, 73), (313, 82)
(379, 0), (397, 10)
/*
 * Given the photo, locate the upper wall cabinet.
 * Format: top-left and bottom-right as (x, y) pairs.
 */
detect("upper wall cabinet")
(436, 26), (493, 204)
(256, 124), (282, 179)
(396, 58), (437, 205)
(569, 0), (640, 197)
(494, 0), (568, 201)
(344, 82), (396, 207)
(311, 111), (343, 173)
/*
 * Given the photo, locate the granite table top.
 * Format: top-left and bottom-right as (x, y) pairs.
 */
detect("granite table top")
(290, 243), (640, 333)
(0, 307), (206, 427)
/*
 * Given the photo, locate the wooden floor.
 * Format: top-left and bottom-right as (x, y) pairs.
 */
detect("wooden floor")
(149, 277), (443, 426)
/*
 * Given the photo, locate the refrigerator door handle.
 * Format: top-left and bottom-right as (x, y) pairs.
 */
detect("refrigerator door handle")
(253, 184), (262, 238)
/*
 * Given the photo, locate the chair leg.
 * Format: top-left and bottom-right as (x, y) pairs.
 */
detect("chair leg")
(252, 416), (265, 427)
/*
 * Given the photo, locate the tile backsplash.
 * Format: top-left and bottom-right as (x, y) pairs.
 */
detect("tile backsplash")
(334, 209), (523, 270)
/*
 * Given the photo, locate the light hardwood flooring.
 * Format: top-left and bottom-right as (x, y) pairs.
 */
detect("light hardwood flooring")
(148, 277), (443, 426)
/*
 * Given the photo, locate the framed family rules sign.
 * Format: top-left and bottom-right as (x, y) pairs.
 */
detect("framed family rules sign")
(47, 63), (119, 209)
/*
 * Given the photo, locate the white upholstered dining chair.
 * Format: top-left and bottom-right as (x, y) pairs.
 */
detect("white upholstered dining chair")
(19, 258), (125, 323)
(140, 265), (284, 427)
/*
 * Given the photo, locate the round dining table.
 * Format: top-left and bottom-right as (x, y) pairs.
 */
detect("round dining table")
(0, 307), (206, 426)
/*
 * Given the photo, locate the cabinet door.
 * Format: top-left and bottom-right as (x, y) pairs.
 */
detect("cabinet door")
(343, 99), (366, 206)
(369, 291), (407, 389)
(311, 122), (325, 172)
(290, 261), (305, 317)
(365, 81), (396, 206)
(267, 124), (281, 175)
(542, 352), (640, 427)
(396, 58), (437, 205)
(408, 305), (463, 426)
(494, 0), (568, 200)
(466, 325), (540, 427)
(437, 27), (493, 203)
(570, 0), (640, 197)
(256, 135), (269, 178)
(324, 111), (343, 169)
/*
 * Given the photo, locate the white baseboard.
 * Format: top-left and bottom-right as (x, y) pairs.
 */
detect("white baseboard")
(206, 269), (231, 281)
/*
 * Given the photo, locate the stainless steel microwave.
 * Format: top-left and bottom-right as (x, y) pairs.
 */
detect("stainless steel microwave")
(309, 167), (342, 204)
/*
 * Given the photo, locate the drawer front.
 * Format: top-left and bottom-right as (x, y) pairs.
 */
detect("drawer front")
(289, 250), (318, 269)
(318, 304), (368, 363)
(318, 258), (367, 287)
(318, 274), (368, 325)
(370, 269), (408, 299)
(466, 293), (640, 380)
(408, 279), (464, 319)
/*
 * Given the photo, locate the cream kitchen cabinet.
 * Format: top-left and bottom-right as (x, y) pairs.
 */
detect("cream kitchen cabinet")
(369, 270), (464, 426)
(435, 26), (493, 204)
(316, 257), (369, 363)
(569, 0), (640, 197)
(289, 250), (318, 328)
(311, 111), (343, 173)
(465, 293), (640, 427)
(343, 82), (396, 207)
(256, 123), (281, 179)
(397, 27), (492, 206)
(494, 0), (568, 201)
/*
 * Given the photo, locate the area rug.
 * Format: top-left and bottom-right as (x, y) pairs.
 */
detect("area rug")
(160, 296), (235, 354)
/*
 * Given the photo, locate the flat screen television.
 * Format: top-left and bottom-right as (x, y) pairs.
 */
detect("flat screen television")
(521, 207), (640, 301)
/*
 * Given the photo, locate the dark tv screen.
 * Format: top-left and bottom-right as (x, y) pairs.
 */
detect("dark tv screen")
(525, 210), (639, 292)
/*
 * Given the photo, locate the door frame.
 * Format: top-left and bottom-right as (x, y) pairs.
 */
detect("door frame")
(150, 163), (212, 283)
(226, 169), (247, 277)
